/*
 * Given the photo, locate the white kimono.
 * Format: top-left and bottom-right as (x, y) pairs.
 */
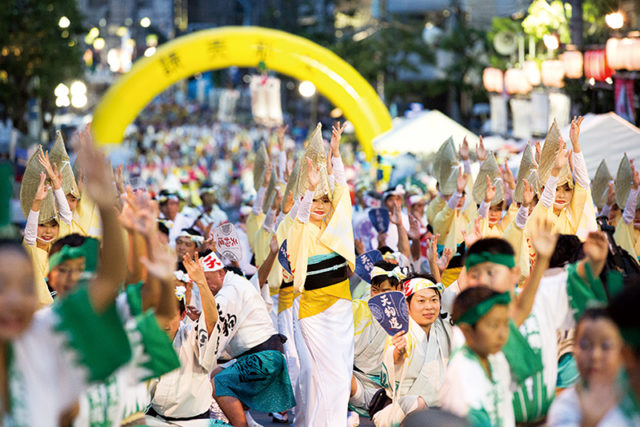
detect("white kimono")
(548, 387), (639, 427)
(148, 311), (216, 419)
(381, 317), (452, 409)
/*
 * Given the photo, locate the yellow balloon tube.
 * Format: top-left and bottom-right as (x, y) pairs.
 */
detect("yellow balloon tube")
(92, 26), (391, 159)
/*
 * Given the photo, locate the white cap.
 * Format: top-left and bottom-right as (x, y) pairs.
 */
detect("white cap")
(200, 252), (224, 272)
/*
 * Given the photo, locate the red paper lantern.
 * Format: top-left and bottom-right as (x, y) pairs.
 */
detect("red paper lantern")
(584, 50), (612, 81)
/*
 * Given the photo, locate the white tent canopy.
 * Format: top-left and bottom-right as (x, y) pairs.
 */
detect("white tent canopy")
(373, 110), (479, 156)
(558, 112), (640, 177)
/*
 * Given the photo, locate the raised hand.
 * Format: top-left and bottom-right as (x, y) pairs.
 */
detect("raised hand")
(530, 217), (558, 260)
(283, 191), (294, 215)
(552, 139), (570, 176)
(354, 238), (364, 256)
(326, 150), (333, 176)
(484, 175), (497, 203)
(460, 137), (470, 161)
(183, 253), (207, 287)
(37, 149), (62, 190)
(139, 242), (176, 283)
(534, 141), (541, 165)
(389, 203), (403, 226)
(437, 248), (453, 273)
(330, 121), (347, 158)
(462, 217), (482, 248)
(456, 166), (468, 194)
(632, 162), (639, 190)
(269, 234), (278, 254)
(33, 172), (51, 204)
(391, 331), (408, 363)
(522, 178), (535, 207)
(407, 214), (421, 240)
(476, 136), (486, 162)
(502, 161), (516, 190)
(74, 124), (114, 208)
(114, 165), (125, 195)
(606, 182), (616, 206)
(569, 115), (585, 153)
(306, 157), (320, 190)
(276, 124), (288, 150)
(273, 188), (283, 212)
(583, 231), (609, 264)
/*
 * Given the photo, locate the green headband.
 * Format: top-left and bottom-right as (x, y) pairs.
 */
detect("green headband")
(465, 251), (515, 270)
(48, 237), (100, 273)
(457, 291), (511, 326)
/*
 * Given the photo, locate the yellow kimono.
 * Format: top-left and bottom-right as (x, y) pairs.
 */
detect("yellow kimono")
(276, 214), (296, 313)
(288, 183), (355, 320)
(528, 184), (594, 240)
(433, 200), (478, 253)
(503, 214), (533, 280)
(245, 211), (265, 253)
(473, 203), (518, 238)
(426, 196), (445, 227)
(253, 219), (279, 296)
(23, 243), (54, 307)
(614, 221), (640, 260)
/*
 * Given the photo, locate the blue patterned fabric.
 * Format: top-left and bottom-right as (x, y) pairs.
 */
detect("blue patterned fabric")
(214, 350), (296, 412)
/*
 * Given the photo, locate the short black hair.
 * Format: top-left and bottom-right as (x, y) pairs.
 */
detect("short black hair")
(49, 233), (86, 257)
(576, 307), (612, 335)
(403, 272), (442, 307)
(608, 282), (640, 352)
(378, 245), (394, 256)
(158, 221), (169, 236)
(549, 234), (583, 268)
(466, 238), (515, 258)
(370, 260), (399, 290)
(180, 227), (202, 237)
(451, 286), (501, 325)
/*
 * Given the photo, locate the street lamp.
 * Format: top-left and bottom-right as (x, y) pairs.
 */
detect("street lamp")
(298, 81), (316, 98)
(58, 16), (70, 29)
(543, 34), (559, 51)
(605, 12), (624, 30)
(140, 17), (151, 28)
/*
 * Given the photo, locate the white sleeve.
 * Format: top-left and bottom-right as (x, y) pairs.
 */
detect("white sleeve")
(262, 208), (277, 233)
(253, 187), (267, 215)
(572, 152), (590, 189)
(274, 211), (286, 231)
(297, 190), (314, 224)
(541, 175), (559, 209)
(210, 286), (241, 359)
(53, 188), (72, 226)
(332, 156), (347, 187)
(440, 359), (470, 418)
(447, 192), (463, 210)
(515, 205), (529, 229)
(622, 188), (639, 225)
(24, 210), (40, 246)
(463, 159), (471, 176)
(478, 201), (490, 219)
(546, 388), (581, 427)
(600, 204), (612, 218)
(288, 199), (300, 220)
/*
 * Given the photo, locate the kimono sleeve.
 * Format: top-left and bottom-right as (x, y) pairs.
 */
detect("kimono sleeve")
(50, 284), (132, 385)
(439, 356), (472, 418)
(210, 285), (242, 360)
(116, 283), (180, 382)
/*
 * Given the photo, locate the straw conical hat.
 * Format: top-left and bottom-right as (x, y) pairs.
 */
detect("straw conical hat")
(262, 165), (277, 214)
(592, 160), (613, 210)
(49, 131), (80, 198)
(432, 137), (452, 183)
(253, 142), (268, 192)
(435, 137), (459, 195)
(281, 155), (300, 211)
(20, 147), (58, 224)
(296, 123), (332, 200)
(514, 144), (539, 203)
(615, 154), (633, 209)
(472, 152), (504, 206)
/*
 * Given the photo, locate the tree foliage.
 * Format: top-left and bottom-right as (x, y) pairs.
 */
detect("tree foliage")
(0, 0), (84, 133)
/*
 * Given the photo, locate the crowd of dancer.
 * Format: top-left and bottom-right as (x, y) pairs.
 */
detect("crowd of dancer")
(1, 110), (640, 427)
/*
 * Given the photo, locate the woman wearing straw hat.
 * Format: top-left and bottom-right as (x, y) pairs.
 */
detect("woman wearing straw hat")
(287, 122), (355, 426)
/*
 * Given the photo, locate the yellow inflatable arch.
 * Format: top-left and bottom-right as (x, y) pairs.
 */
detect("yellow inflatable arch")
(92, 26), (391, 159)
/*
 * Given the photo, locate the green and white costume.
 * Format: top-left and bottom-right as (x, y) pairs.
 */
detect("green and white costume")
(2, 285), (131, 427)
(441, 345), (515, 427)
(73, 282), (180, 426)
